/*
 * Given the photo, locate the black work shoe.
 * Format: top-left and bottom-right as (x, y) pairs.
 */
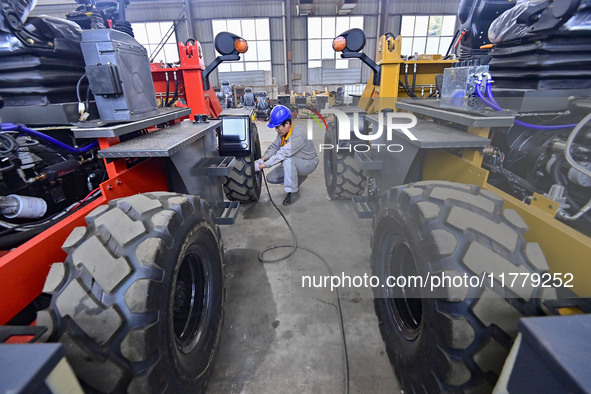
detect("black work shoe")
(282, 192), (300, 206)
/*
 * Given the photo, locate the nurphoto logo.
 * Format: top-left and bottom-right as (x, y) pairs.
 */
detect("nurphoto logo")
(305, 108), (418, 153)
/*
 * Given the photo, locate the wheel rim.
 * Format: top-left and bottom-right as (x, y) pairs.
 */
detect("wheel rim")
(385, 236), (422, 341)
(173, 246), (210, 353)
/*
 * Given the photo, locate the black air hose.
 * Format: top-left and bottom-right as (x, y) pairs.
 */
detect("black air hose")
(552, 154), (568, 186)
(412, 63), (417, 93)
(168, 71), (179, 107)
(403, 64), (417, 98)
(0, 224), (50, 250)
(164, 72), (170, 107)
(444, 29), (460, 59)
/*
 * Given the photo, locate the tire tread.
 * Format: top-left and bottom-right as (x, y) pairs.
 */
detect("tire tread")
(371, 180), (550, 393)
(39, 192), (224, 393)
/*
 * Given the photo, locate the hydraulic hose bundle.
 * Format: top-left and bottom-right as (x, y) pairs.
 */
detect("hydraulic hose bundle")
(161, 71), (179, 108)
(0, 123), (97, 154)
(474, 74), (577, 130)
(402, 63), (418, 99)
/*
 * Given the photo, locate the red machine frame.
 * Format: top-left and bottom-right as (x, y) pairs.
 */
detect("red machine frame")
(150, 41), (223, 121)
(0, 39), (221, 328)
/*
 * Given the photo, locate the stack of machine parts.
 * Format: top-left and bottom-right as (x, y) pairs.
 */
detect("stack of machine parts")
(488, 0), (591, 93)
(0, 0), (143, 125)
(0, 7), (87, 125)
(456, 0), (591, 105)
(457, 0), (591, 112)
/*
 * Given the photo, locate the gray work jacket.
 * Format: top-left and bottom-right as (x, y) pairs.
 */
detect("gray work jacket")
(263, 124), (318, 168)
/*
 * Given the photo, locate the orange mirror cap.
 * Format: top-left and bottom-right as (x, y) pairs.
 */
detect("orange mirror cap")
(234, 38), (248, 53)
(333, 36), (347, 52)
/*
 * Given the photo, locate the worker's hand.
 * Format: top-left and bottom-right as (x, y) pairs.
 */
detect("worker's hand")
(254, 159), (264, 172)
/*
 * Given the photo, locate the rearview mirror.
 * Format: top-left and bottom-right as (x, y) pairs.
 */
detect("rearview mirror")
(203, 32), (249, 90)
(333, 28), (381, 86)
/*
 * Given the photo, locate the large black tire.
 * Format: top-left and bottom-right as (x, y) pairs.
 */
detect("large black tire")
(37, 193), (224, 393)
(323, 122), (366, 199)
(371, 181), (553, 393)
(223, 125), (262, 202)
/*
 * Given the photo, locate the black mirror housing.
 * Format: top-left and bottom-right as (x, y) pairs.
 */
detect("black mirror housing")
(203, 32), (248, 90)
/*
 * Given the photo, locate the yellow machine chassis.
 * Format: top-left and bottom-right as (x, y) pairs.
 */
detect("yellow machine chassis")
(358, 35), (591, 297)
(423, 146), (591, 297)
(358, 35), (456, 114)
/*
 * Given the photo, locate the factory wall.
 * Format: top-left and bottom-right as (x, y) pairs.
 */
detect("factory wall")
(31, 0), (461, 92)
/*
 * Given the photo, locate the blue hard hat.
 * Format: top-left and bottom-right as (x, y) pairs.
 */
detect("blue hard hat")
(267, 105), (291, 128)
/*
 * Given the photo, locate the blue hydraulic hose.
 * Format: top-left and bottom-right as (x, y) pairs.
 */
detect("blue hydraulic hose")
(485, 83), (577, 129)
(484, 83), (505, 111)
(476, 82), (578, 130)
(475, 82), (500, 110)
(0, 123), (98, 154)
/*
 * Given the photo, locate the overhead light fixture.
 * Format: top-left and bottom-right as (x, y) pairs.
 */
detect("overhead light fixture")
(298, 0), (313, 16)
(338, 0), (358, 15)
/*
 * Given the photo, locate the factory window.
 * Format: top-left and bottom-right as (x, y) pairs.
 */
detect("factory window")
(308, 16), (364, 69)
(212, 18), (272, 72)
(400, 15), (456, 57)
(132, 21), (180, 64)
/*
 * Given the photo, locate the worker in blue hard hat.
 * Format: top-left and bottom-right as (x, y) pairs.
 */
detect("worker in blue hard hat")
(255, 105), (319, 206)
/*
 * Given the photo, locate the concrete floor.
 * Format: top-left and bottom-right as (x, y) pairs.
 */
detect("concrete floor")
(208, 119), (400, 393)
